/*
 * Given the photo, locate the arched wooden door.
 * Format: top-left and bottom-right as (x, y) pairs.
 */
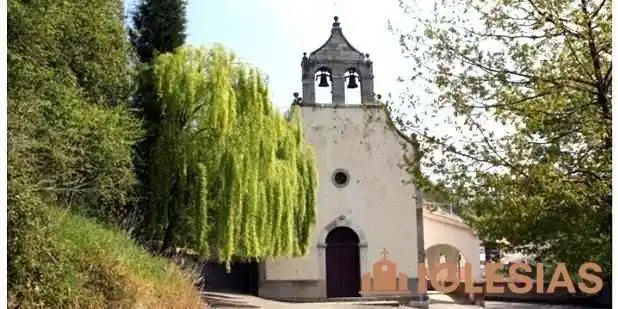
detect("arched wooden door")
(325, 226), (361, 298)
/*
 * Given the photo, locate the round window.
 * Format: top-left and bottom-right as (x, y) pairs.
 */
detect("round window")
(332, 169), (350, 188)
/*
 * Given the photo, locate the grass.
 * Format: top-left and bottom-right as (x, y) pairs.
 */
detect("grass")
(9, 205), (206, 309)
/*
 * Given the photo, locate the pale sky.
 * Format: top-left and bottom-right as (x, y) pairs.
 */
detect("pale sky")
(180, 0), (415, 111)
(123, 0), (507, 180)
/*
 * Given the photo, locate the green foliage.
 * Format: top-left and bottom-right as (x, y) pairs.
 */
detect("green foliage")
(7, 0), (143, 226)
(6, 0), (175, 307)
(128, 0), (188, 228)
(9, 93), (142, 225)
(8, 198), (204, 309)
(143, 46), (318, 265)
(7, 180), (54, 306)
(8, 0), (143, 224)
(391, 0), (611, 274)
(129, 0), (187, 64)
(8, 0), (133, 106)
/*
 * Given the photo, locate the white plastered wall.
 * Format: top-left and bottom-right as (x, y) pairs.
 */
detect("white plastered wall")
(423, 212), (482, 281)
(264, 105), (420, 281)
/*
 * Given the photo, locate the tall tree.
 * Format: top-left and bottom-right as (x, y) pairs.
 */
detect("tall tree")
(8, 0), (134, 106)
(129, 0), (187, 64)
(390, 0), (611, 273)
(144, 46), (318, 265)
(8, 0), (142, 304)
(128, 0), (188, 233)
(8, 0), (141, 226)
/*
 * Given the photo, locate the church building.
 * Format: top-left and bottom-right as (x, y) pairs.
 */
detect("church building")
(258, 16), (426, 301)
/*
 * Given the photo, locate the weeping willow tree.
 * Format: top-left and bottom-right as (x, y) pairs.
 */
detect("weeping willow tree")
(145, 45), (317, 265)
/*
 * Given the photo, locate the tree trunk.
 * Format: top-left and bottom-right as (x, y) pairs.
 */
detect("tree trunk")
(161, 213), (176, 256)
(160, 175), (180, 255)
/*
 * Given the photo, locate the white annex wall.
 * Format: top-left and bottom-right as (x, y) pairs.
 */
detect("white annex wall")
(423, 211), (482, 281)
(264, 105), (420, 281)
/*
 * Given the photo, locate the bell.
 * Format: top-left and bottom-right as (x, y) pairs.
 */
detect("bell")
(317, 73), (330, 87)
(347, 74), (359, 89)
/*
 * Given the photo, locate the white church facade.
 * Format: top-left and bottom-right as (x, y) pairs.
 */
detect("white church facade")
(257, 16), (481, 301)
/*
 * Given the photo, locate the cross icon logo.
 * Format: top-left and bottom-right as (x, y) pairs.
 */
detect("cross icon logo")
(380, 248), (389, 260)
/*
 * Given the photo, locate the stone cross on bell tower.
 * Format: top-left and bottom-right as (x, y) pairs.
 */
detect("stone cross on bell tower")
(300, 16), (375, 105)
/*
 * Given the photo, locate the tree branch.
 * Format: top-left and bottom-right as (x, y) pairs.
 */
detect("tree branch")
(443, 44), (599, 92)
(580, 0), (611, 121)
(525, 0), (584, 39)
(462, 28), (561, 40)
(590, 0), (608, 20)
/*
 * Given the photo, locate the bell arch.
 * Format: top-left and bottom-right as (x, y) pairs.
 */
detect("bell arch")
(344, 68), (361, 104)
(425, 243), (469, 287)
(423, 211), (482, 281)
(314, 67), (332, 104)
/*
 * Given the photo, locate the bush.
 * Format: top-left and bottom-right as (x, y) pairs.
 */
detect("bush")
(8, 88), (143, 229)
(7, 1), (204, 307)
(8, 201), (205, 309)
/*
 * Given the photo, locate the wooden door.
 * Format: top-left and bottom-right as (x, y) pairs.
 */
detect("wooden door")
(325, 227), (361, 298)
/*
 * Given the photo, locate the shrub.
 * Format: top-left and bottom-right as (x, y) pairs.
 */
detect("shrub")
(8, 202), (205, 309)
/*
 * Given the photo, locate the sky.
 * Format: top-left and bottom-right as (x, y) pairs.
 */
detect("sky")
(122, 0), (507, 181)
(125, 0), (416, 112)
(122, 0), (482, 180)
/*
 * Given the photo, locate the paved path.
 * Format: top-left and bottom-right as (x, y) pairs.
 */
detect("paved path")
(204, 292), (416, 308)
(203, 292), (603, 309)
(484, 303), (606, 309)
(203, 291), (474, 308)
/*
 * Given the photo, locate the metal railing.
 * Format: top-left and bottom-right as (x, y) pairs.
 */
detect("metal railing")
(423, 201), (464, 222)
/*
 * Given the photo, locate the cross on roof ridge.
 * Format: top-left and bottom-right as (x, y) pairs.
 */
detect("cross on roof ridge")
(380, 248), (389, 260)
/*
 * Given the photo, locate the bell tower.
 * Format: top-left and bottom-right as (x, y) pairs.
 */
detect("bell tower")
(299, 17), (375, 105)
(260, 15), (430, 304)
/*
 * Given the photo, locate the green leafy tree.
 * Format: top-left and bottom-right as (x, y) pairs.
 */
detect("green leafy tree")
(144, 46), (318, 265)
(8, 0), (141, 227)
(128, 0), (187, 135)
(128, 0), (188, 230)
(8, 0), (134, 105)
(128, 0), (187, 126)
(129, 0), (187, 64)
(8, 0), (143, 305)
(389, 0), (611, 274)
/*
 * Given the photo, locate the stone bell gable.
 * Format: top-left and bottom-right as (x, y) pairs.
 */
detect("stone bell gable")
(299, 16), (375, 105)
